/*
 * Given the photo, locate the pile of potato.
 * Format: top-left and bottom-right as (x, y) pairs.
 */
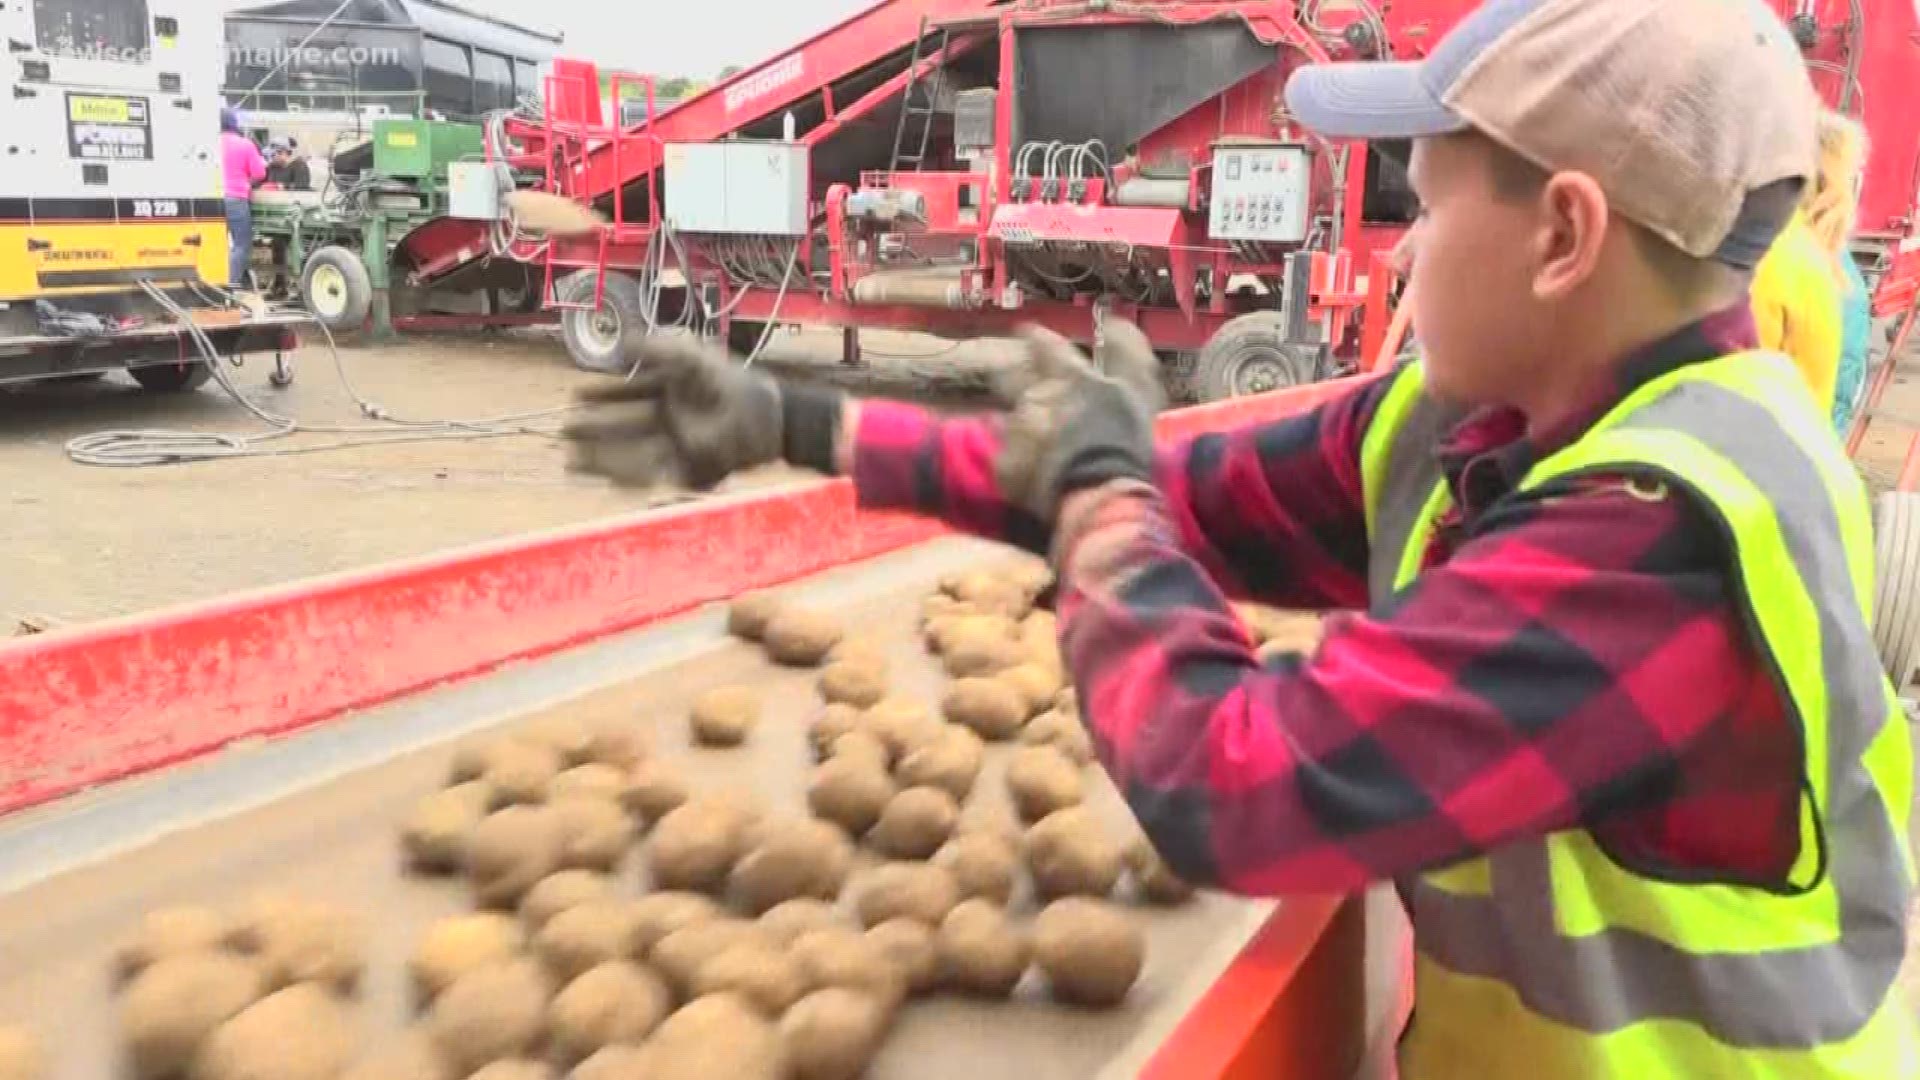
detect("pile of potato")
(75, 557), (1215, 1080)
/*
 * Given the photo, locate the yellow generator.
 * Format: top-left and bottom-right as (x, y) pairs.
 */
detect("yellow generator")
(0, 1), (301, 391)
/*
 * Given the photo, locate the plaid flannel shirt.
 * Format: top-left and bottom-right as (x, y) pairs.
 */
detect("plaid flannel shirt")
(849, 304), (1802, 894)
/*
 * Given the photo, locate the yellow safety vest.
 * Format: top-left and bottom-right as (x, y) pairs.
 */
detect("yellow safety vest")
(1358, 352), (1917, 1077)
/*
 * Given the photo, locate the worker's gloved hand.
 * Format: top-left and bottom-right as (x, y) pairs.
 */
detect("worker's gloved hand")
(561, 333), (842, 491)
(995, 320), (1166, 524)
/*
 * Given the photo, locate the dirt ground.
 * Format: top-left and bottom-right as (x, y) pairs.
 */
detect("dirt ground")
(0, 326), (1019, 627)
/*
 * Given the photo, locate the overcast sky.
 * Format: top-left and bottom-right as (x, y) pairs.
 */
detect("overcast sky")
(223, 0), (874, 81)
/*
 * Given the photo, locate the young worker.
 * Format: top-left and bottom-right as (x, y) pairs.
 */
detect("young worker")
(219, 108), (266, 289)
(562, 0), (1915, 1073)
(1752, 189), (1845, 415)
(265, 138), (312, 193)
(1805, 110), (1874, 435)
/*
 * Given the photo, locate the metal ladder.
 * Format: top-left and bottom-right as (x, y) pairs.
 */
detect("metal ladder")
(888, 18), (951, 172)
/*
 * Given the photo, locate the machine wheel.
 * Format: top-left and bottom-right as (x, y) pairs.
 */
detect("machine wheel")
(302, 245), (373, 333)
(1188, 311), (1321, 402)
(558, 269), (648, 374)
(130, 362), (213, 394)
(1873, 492), (1920, 689)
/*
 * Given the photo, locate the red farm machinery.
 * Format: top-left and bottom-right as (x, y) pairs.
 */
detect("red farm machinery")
(390, 0), (1920, 418)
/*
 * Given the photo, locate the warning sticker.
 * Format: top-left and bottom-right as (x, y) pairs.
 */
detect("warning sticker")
(66, 93), (152, 162)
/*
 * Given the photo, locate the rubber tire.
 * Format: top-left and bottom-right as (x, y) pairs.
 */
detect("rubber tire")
(130, 362), (213, 393)
(558, 269), (647, 374)
(1188, 311), (1321, 402)
(1873, 492), (1920, 689)
(301, 245), (373, 333)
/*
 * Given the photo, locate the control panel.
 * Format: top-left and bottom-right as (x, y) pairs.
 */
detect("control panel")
(1207, 144), (1311, 244)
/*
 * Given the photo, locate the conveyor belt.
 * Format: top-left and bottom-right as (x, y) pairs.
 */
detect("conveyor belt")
(0, 540), (1275, 1080)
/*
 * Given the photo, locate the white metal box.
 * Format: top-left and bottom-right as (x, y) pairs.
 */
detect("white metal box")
(1207, 143), (1312, 244)
(448, 161), (503, 220)
(664, 142), (809, 235)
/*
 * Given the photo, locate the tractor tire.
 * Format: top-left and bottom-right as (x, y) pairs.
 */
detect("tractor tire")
(558, 269), (648, 374)
(130, 361), (213, 393)
(1873, 492), (1920, 690)
(1187, 311), (1321, 402)
(301, 245), (373, 333)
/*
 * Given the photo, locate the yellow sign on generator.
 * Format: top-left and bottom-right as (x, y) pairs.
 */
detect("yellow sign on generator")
(385, 130), (420, 148)
(69, 96), (132, 124)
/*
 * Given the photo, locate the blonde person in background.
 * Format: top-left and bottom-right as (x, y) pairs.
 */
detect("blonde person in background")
(1752, 132), (1845, 416)
(1804, 110), (1874, 436)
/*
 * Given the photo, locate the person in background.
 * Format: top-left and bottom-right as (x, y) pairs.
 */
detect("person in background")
(220, 108), (266, 290)
(1751, 153), (1844, 414)
(265, 137), (311, 192)
(1804, 111), (1873, 436)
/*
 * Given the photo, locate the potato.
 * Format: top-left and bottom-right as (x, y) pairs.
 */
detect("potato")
(1126, 836), (1197, 904)
(954, 805), (1024, 849)
(852, 863), (960, 929)
(690, 943), (808, 1016)
(223, 894), (365, 994)
(585, 725), (648, 771)
(447, 739), (516, 786)
(1024, 808), (1122, 900)
(826, 636), (890, 673)
(727, 591), (784, 641)
(949, 571), (1030, 618)
(569, 1046), (650, 1080)
(1019, 710), (1094, 767)
(867, 786), (959, 860)
(806, 757), (896, 838)
(550, 797), (638, 872)
(1033, 898), (1146, 1008)
(627, 892), (722, 956)
(520, 717), (597, 768)
(468, 1062), (552, 1080)
(520, 870), (618, 931)
(650, 921), (771, 998)
(936, 900), (1029, 999)
(535, 900), (643, 982)
(485, 742), (565, 807)
(731, 894), (832, 946)
(619, 761), (689, 828)
(647, 799), (755, 894)
(933, 834), (1019, 906)
(942, 633), (1026, 679)
(121, 953), (263, 1080)
(862, 699), (940, 762)
(402, 782), (494, 874)
(641, 995), (787, 1080)
(729, 818), (855, 914)
(823, 730), (890, 770)
(409, 913), (525, 1005)
(764, 609), (844, 667)
(425, 959), (552, 1075)
(1005, 745), (1085, 823)
(998, 664), (1063, 718)
(339, 1033), (451, 1080)
(548, 961), (671, 1064)
(115, 906), (231, 984)
(817, 662), (888, 709)
(468, 806), (567, 910)
(894, 726), (983, 802)
(194, 984), (354, 1080)
(941, 678), (1027, 741)
(787, 929), (904, 1009)
(806, 705), (864, 760)
(864, 920), (939, 995)
(0, 1028), (38, 1080)
(781, 989), (889, 1080)
(690, 687), (759, 748)
(551, 764), (628, 804)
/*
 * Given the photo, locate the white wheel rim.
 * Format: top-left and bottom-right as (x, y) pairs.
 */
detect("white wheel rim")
(310, 264), (349, 319)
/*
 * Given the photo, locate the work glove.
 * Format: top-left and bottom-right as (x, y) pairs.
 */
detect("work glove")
(560, 333), (843, 491)
(993, 320), (1167, 525)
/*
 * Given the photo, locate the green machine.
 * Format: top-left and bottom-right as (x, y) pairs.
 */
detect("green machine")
(249, 117), (538, 339)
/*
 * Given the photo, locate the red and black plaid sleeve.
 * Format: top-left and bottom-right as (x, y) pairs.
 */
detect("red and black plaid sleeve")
(1050, 473), (1798, 893)
(848, 376), (1391, 610)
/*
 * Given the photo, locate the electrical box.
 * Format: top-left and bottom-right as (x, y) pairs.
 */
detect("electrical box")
(372, 118), (484, 182)
(1207, 143), (1311, 244)
(663, 142), (810, 235)
(954, 89), (998, 153)
(448, 161), (504, 221)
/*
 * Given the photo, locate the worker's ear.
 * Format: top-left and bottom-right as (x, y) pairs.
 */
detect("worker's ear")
(1529, 171), (1609, 302)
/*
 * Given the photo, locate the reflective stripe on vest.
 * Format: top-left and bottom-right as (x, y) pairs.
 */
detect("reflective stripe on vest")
(1359, 355), (1916, 1073)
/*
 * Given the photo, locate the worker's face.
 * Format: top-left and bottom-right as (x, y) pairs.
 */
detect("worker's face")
(1394, 134), (1555, 405)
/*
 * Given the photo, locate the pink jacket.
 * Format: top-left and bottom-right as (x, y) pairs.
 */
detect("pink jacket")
(221, 131), (265, 199)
